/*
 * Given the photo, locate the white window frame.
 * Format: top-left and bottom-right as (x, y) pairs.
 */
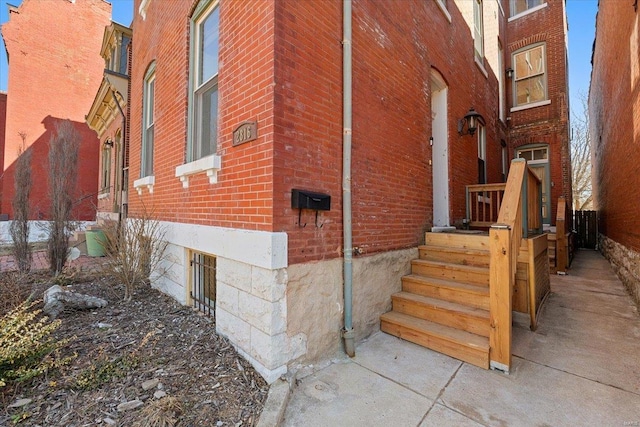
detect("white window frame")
(477, 124), (486, 184)
(509, 0), (547, 20)
(498, 43), (506, 122)
(177, 0), (221, 188)
(101, 144), (111, 193)
(434, 0), (451, 23)
(473, 0), (484, 64)
(512, 43), (548, 109)
(134, 62), (156, 194)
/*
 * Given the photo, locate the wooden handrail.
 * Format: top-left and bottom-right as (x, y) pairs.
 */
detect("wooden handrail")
(488, 159), (542, 372)
(466, 183), (507, 228)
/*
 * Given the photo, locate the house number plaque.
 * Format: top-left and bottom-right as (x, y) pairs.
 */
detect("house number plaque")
(233, 121), (258, 146)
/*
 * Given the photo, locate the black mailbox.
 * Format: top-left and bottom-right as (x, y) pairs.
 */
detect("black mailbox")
(291, 189), (331, 211)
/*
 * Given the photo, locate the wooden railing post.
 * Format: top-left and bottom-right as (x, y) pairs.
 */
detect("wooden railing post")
(521, 169), (529, 238)
(489, 224), (512, 372)
(556, 196), (567, 274)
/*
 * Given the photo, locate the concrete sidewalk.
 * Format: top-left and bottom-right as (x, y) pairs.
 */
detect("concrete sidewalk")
(0, 249), (107, 273)
(281, 250), (640, 426)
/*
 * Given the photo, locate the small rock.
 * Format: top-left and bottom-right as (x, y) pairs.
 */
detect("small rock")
(141, 378), (160, 391)
(103, 417), (117, 425)
(8, 398), (32, 408)
(97, 322), (113, 329)
(216, 422), (224, 427)
(153, 390), (167, 399)
(117, 400), (143, 412)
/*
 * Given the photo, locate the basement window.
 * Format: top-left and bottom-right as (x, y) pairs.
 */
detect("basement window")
(190, 252), (216, 316)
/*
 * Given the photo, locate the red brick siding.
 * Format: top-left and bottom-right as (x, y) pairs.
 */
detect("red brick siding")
(1, 0), (110, 220)
(131, 0), (574, 265)
(589, 2), (640, 250)
(506, 0), (571, 222)
(272, 0), (505, 264)
(129, 0), (276, 229)
(0, 92), (6, 213)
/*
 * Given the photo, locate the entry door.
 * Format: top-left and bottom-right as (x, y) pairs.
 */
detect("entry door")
(431, 71), (449, 227)
(517, 146), (551, 224)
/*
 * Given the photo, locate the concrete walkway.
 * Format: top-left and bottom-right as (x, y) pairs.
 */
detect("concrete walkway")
(281, 250), (640, 426)
(0, 249), (107, 273)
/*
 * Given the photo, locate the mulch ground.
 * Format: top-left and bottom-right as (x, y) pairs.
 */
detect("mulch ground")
(0, 267), (268, 426)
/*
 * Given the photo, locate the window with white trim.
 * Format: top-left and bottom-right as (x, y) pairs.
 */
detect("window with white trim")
(513, 44), (547, 107)
(190, 0), (219, 162)
(477, 124), (486, 184)
(141, 64), (155, 178)
(473, 0), (484, 63)
(510, 0), (544, 17)
(101, 145), (111, 191)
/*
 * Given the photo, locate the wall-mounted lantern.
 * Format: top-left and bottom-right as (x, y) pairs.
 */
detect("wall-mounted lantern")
(506, 67), (514, 79)
(457, 107), (484, 137)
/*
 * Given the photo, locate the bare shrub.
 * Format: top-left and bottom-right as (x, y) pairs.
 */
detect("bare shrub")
(46, 120), (79, 275)
(101, 207), (169, 301)
(10, 134), (33, 274)
(0, 272), (32, 315)
(572, 92), (593, 210)
(134, 396), (183, 427)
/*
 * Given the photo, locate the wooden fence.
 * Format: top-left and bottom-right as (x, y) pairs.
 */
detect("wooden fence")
(574, 210), (597, 249)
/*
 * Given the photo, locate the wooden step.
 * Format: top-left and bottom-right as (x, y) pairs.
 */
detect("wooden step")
(381, 311), (489, 368)
(402, 274), (489, 310)
(411, 259), (489, 286)
(419, 245), (489, 267)
(424, 232), (489, 251)
(391, 291), (490, 337)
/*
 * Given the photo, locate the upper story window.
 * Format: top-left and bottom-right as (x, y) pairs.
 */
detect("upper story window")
(510, 0), (545, 17)
(189, 0), (220, 162)
(101, 144), (111, 191)
(473, 0), (484, 63)
(141, 63), (156, 178)
(105, 34), (131, 76)
(513, 44), (547, 107)
(119, 36), (130, 75)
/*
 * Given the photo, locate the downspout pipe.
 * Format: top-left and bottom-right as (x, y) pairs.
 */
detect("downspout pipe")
(110, 88), (127, 225)
(342, 0), (355, 357)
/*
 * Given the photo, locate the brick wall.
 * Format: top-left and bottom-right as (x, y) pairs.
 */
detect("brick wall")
(130, 0), (516, 265)
(506, 0), (571, 223)
(0, 92), (6, 213)
(590, 2), (640, 250)
(1, 0), (111, 220)
(129, 0), (276, 229)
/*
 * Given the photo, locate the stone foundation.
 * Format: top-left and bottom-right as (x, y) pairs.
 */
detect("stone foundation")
(287, 247), (417, 364)
(599, 234), (640, 308)
(151, 220), (418, 383)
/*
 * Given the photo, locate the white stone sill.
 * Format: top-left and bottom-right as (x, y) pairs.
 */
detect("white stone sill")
(175, 154), (221, 188)
(133, 175), (155, 195)
(510, 99), (551, 113)
(435, 0), (451, 23)
(475, 57), (488, 78)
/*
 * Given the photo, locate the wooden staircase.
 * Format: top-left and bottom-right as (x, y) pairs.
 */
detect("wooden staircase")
(380, 232), (491, 369)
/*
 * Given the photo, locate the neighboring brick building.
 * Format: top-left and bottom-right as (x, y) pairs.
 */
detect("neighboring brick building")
(506, 0), (572, 225)
(589, 1), (640, 306)
(87, 22), (132, 222)
(0, 0), (111, 221)
(129, 0), (569, 382)
(0, 91), (6, 213)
